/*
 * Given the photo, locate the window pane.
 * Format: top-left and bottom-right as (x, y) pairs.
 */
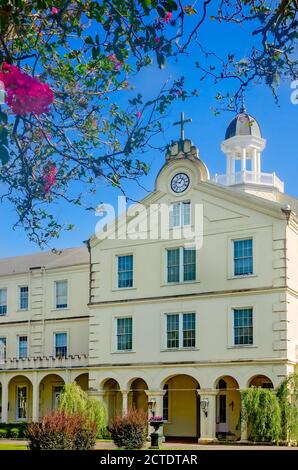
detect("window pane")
(234, 308), (253, 345)
(18, 336), (28, 358)
(182, 202), (191, 226)
(167, 249), (180, 283)
(55, 332), (67, 357)
(183, 248), (196, 281)
(183, 313), (196, 347)
(55, 281), (68, 309)
(20, 286), (29, 310)
(167, 314), (179, 348)
(117, 318), (132, 350)
(171, 203), (181, 228)
(234, 239), (253, 276)
(0, 288), (7, 315)
(118, 255), (133, 288)
(0, 337), (6, 361)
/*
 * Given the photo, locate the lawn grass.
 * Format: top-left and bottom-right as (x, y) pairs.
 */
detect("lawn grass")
(0, 443), (27, 450)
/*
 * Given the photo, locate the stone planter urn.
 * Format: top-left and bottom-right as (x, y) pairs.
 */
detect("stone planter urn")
(149, 417), (165, 449)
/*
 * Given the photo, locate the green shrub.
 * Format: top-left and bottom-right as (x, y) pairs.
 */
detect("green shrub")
(58, 382), (107, 438)
(0, 428), (8, 438)
(9, 427), (20, 439)
(241, 387), (281, 442)
(27, 410), (97, 450)
(0, 423), (28, 438)
(108, 408), (148, 450)
(276, 373), (298, 444)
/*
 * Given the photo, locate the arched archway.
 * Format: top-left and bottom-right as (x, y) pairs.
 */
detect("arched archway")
(215, 376), (240, 440)
(39, 374), (65, 417)
(102, 378), (122, 424)
(75, 373), (89, 391)
(248, 375), (274, 389)
(162, 374), (200, 439)
(8, 375), (33, 422)
(128, 378), (148, 413)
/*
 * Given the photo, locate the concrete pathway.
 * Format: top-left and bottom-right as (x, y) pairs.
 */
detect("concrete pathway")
(0, 439), (296, 451)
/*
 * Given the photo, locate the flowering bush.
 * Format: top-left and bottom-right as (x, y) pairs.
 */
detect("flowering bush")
(42, 164), (57, 195)
(28, 410), (97, 450)
(108, 409), (148, 450)
(149, 415), (163, 421)
(0, 62), (54, 115)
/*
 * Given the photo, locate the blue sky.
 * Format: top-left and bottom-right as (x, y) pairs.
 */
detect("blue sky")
(1, 11), (297, 257)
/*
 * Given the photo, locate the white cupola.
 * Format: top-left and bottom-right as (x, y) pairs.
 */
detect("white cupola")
(213, 101), (284, 196)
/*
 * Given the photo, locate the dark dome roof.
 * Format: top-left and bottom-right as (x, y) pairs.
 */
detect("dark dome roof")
(225, 112), (262, 140)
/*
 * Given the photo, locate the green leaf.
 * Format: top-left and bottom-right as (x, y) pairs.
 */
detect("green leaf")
(156, 6), (165, 18)
(0, 112), (7, 124)
(84, 36), (94, 45)
(0, 144), (9, 164)
(156, 51), (166, 69)
(140, 0), (152, 9)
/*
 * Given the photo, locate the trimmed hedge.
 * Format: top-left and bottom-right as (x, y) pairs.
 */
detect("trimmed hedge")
(0, 423), (28, 438)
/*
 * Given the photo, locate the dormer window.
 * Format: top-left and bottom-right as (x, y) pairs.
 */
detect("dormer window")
(170, 201), (191, 228)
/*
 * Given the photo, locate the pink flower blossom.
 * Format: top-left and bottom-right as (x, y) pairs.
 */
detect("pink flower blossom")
(107, 54), (122, 71)
(51, 7), (59, 14)
(0, 62), (54, 116)
(42, 164), (57, 194)
(154, 37), (161, 44)
(136, 111), (142, 119)
(163, 12), (173, 24)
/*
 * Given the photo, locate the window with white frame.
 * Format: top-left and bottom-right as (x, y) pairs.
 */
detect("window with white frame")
(54, 332), (68, 357)
(18, 336), (28, 358)
(0, 337), (6, 361)
(233, 308), (253, 345)
(55, 280), (68, 309)
(116, 317), (132, 351)
(170, 201), (191, 228)
(167, 247), (196, 283)
(117, 255), (133, 288)
(166, 312), (196, 349)
(19, 286), (29, 310)
(233, 238), (253, 276)
(0, 288), (7, 315)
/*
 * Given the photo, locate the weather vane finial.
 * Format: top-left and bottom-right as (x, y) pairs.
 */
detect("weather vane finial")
(173, 112), (192, 141)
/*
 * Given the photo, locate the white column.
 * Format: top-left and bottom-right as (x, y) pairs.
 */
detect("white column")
(32, 372), (39, 422)
(1, 375), (8, 423)
(252, 147), (257, 182)
(230, 154), (236, 184)
(241, 147), (246, 183)
(226, 153), (231, 182)
(198, 390), (217, 444)
(121, 390), (129, 415)
(257, 151), (261, 176)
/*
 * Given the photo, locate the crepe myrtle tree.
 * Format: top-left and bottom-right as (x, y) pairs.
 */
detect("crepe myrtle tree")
(0, 1), (297, 245)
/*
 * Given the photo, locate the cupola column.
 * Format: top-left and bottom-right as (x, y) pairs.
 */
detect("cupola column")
(230, 153), (236, 184)
(241, 147), (247, 180)
(252, 147), (258, 182)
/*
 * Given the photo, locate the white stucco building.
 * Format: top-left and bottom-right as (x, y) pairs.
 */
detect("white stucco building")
(0, 108), (297, 443)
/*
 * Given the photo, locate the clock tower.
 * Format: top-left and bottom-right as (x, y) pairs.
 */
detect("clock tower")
(155, 112), (209, 195)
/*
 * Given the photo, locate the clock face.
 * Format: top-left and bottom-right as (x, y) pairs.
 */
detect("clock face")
(170, 173), (190, 193)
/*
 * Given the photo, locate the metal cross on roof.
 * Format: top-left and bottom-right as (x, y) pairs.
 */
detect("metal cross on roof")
(173, 112), (192, 141)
